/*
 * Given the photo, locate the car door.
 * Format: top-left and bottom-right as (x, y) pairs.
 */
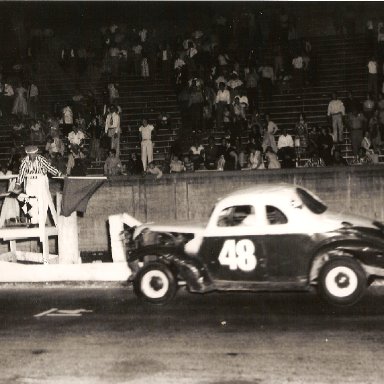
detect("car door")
(259, 204), (315, 285)
(199, 204), (268, 287)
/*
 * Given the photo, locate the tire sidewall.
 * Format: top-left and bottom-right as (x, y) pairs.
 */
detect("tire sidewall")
(134, 262), (176, 304)
(319, 257), (367, 306)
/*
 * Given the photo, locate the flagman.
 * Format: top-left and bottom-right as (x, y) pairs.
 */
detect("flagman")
(14, 145), (62, 229)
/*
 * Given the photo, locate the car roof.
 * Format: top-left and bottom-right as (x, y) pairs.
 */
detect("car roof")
(223, 183), (298, 200)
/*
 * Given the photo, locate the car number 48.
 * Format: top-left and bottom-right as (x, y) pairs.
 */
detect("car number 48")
(218, 239), (257, 271)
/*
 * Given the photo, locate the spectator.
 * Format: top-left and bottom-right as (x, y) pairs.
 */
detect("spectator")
(304, 152), (326, 167)
(11, 119), (26, 145)
(368, 110), (381, 151)
(245, 66), (259, 112)
(183, 154), (194, 172)
(258, 61), (274, 101)
(277, 128), (295, 168)
(3, 81), (14, 117)
(215, 82), (231, 130)
(223, 139), (239, 171)
(104, 149), (123, 176)
(107, 82), (119, 105)
(188, 82), (204, 133)
(66, 144), (86, 176)
(132, 40), (143, 76)
(262, 113), (278, 153)
(344, 90), (361, 115)
(141, 54), (150, 78)
(62, 103), (74, 136)
(30, 119), (44, 143)
(294, 113), (309, 159)
(291, 51), (304, 88)
(351, 147), (373, 165)
(88, 115), (104, 164)
(189, 138), (204, 169)
(68, 125), (85, 147)
(232, 96), (247, 135)
(146, 161), (162, 179)
(327, 92), (345, 143)
(127, 152), (144, 175)
(0, 162), (20, 228)
(45, 133), (64, 157)
(265, 146), (281, 169)
(318, 127), (334, 165)
(248, 145), (265, 169)
(157, 111), (171, 131)
(105, 105), (121, 157)
(363, 93), (375, 121)
(331, 149), (348, 166)
(204, 136), (218, 170)
(27, 81), (39, 119)
(227, 72), (243, 99)
(170, 154), (184, 173)
(368, 56), (378, 98)
(348, 110), (366, 156)
(12, 82), (28, 117)
(139, 118), (155, 171)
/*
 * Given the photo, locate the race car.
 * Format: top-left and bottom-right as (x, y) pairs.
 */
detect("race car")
(126, 184), (384, 306)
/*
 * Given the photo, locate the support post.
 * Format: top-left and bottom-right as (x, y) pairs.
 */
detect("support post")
(57, 193), (80, 264)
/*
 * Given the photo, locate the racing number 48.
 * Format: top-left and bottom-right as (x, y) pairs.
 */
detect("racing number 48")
(218, 239), (257, 272)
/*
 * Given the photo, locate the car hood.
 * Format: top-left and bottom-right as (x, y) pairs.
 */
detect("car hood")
(133, 220), (207, 239)
(322, 210), (377, 230)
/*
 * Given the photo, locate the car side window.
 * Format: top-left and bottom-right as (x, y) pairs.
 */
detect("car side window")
(217, 205), (255, 227)
(266, 205), (288, 225)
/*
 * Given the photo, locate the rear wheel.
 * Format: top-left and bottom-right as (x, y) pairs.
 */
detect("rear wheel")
(318, 257), (367, 306)
(133, 262), (177, 304)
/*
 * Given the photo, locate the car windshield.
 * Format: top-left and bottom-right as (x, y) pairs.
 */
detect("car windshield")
(296, 188), (327, 214)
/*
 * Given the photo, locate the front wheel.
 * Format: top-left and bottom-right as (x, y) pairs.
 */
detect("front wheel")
(318, 257), (367, 306)
(133, 262), (177, 304)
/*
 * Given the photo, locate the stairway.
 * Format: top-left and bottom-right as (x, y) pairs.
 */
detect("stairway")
(259, 34), (369, 162)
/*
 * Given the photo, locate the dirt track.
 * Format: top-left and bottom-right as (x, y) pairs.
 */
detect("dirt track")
(0, 286), (383, 384)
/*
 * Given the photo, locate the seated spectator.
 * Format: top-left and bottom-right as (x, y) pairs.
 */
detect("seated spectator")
(30, 119), (45, 143)
(227, 72), (243, 99)
(217, 154), (225, 171)
(223, 139), (239, 171)
(189, 138), (204, 168)
(294, 113), (309, 159)
(204, 136), (218, 170)
(361, 130), (379, 163)
(62, 103), (74, 136)
(67, 144), (86, 176)
(258, 62), (274, 101)
(45, 133), (64, 156)
(104, 149), (123, 176)
(262, 114), (278, 153)
(232, 96), (247, 135)
(350, 147), (373, 165)
(183, 154), (194, 172)
(318, 127), (334, 165)
(331, 149), (348, 166)
(49, 152), (67, 175)
(127, 152), (144, 175)
(170, 154), (184, 173)
(277, 129), (295, 168)
(248, 146), (265, 169)
(146, 161), (162, 179)
(75, 112), (86, 132)
(265, 147), (281, 169)
(12, 119), (26, 144)
(68, 125), (85, 147)
(304, 152), (326, 167)
(157, 112), (171, 131)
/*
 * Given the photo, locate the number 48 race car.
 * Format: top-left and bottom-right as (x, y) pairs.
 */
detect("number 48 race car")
(126, 184), (384, 306)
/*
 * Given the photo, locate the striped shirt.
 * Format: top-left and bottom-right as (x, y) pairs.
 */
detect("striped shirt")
(17, 155), (61, 184)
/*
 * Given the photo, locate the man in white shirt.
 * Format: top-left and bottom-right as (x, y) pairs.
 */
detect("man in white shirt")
(139, 118), (155, 171)
(105, 105), (121, 157)
(367, 57), (378, 98)
(327, 92), (345, 143)
(215, 82), (231, 129)
(277, 129), (295, 168)
(68, 125), (85, 146)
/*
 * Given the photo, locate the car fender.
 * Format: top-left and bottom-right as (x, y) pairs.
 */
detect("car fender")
(128, 245), (213, 292)
(308, 238), (384, 284)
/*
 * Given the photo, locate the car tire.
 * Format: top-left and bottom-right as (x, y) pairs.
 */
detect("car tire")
(318, 257), (367, 306)
(133, 262), (177, 304)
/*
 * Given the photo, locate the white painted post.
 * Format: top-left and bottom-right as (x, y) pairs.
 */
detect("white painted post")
(57, 193), (80, 264)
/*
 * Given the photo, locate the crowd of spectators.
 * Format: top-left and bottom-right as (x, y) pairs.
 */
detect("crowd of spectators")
(2, 6), (384, 181)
